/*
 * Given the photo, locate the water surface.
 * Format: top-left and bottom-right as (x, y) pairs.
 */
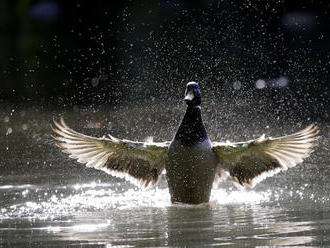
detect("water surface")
(1, 103), (330, 247)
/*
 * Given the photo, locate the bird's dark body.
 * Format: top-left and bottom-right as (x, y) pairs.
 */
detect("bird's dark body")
(166, 106), (217, 204)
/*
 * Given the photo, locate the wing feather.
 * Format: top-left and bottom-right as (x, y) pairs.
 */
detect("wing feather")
(52, 117), (170, 187)
(212, 124), (319, 187)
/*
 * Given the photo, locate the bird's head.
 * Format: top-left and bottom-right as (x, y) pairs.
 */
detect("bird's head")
(184, 82), (201, 107)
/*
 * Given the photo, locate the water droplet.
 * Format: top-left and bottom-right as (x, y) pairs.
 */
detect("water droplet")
(232, 81), (242, 90)
(255, 79), (266, 89)
(6, 127), (13, 135)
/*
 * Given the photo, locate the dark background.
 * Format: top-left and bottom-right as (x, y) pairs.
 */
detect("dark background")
(0, 0), (329, 115)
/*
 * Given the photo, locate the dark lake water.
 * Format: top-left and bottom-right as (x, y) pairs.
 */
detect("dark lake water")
(1, 101), (330, 247)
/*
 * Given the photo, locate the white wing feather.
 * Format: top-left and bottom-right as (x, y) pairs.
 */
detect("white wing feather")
(52, 117), (169, 187)
(212, 124), (319, 187)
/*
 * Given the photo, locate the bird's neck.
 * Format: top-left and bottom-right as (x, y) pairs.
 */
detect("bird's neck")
(175, 106), (208, 145)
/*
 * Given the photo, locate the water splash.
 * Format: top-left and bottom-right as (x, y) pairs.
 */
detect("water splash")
(210, 188), (271, 205)
(0, 182), (274, 220)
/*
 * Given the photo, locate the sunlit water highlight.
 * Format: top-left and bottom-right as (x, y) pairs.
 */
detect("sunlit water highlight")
(0, 182), (274, 220)
(1, 180), (329, 247)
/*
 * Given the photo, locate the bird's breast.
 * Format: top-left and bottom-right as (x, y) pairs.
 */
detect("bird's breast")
(167, 138), (216, 173)
(166, 139), (217, 204)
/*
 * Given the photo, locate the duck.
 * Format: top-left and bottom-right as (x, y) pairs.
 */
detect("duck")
(52, 82), (319, 204)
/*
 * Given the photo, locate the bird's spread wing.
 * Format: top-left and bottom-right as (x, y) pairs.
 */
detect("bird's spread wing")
(52, 117), (170, 187)
(212, 124), (319, 188)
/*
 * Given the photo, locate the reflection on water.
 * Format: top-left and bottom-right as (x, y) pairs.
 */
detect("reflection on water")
(0, 180), (329, 247)
(1, 106), (330, 247)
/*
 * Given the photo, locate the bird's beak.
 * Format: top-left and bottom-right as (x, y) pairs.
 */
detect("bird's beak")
(184, 90), (194, 101)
